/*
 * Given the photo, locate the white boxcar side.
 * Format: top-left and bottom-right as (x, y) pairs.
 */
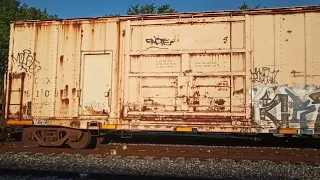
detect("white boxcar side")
(4, 6), (320, 148)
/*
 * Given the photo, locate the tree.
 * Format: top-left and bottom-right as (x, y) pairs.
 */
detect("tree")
(0, 0), (58, 85)
(126, 3), (177, 15)
(106, 13), (121, 17)
(238, 2), (262, 10)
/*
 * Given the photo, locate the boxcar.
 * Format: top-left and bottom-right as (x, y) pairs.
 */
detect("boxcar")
(3, 6), (320, 148)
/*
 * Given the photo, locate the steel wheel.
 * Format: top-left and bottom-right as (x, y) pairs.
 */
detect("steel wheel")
(67, 130), (91, 149)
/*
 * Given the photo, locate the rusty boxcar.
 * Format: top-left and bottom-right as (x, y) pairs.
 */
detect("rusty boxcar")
(3, 6), (320, 149)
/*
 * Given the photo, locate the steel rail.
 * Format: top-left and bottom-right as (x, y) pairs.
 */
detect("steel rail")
(1, 142), (320, 164)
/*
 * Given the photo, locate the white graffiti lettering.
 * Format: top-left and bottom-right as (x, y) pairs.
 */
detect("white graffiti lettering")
(33, 118), (48, 125)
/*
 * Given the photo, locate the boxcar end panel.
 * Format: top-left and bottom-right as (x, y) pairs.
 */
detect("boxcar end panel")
(250, 12), (320, 135)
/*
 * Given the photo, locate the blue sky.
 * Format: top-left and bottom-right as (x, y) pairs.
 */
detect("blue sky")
(21, 0), (320, 18)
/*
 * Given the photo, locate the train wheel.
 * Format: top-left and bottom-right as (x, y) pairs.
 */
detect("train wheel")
(85, 136), (99, 149)
(67, 130), (91, 149)
(22, 128), (40, 147)
(87, 136), (104, 149)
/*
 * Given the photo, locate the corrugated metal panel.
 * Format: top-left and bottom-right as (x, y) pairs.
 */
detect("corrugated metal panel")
(278, 13), (306, 85)
(55, 23), (81, 118)
(131, 21), (232, 51)
(305, 12), (320, 85)
(8, 24), (36, 119)
(80, 20), (120, 120)
(81, 22), (106, 51)
(33, 23), (58, 118)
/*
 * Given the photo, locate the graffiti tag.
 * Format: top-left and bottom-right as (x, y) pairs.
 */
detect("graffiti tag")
(11, 50), (41, 74)
(250, 67), (279, 85)
(285, 89), (317, 122)
(33, 118), (48, 125)
(146, 36), (175, 49)
(255, 87), (320, 129)
(84, 101), (106, 109)
(259, 91), (289, 127)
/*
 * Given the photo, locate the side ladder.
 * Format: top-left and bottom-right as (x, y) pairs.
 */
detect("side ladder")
(6, 72), (26, 121)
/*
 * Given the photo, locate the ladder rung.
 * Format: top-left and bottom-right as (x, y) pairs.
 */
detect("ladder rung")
(10, 90), (21, 92)
(9, 104), (21, 106)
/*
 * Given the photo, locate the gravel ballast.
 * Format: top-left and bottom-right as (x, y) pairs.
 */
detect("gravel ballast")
(0, 152), (319, 179)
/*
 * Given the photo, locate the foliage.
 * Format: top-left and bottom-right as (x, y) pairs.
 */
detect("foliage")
(0, 0), (58, 84)
(126, 3), (177, 15)
(106, 13), (121, 17)
(238, 2), (262, 10)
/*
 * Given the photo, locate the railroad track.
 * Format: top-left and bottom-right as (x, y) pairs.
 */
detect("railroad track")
(1, 141), (320, 164)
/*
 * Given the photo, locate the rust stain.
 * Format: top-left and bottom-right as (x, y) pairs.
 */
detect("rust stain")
(233, 88), (244, 95)
(223, 36), (228, 43)
(60, 85), (70, 108)
(60, 55), (64, 65)
(142, 106), (152, 111)
(86, 107), (108, 115)
(183, 69), (192, 76)
(70, 120), (80, 128)
(142, 98), (164, 112)
(72, 88), (76, 97)
(215, 99), (226, 105)
(116, 20), (121, 119)
(22, 105), (27, 115)
(137, 115), (245, 123)
(62, 98), (70, 108)
(65, 85), (69, 96)
(60, 89), (64, 99)
(26, 23), (33, 28)
(72, 21), (81, 29)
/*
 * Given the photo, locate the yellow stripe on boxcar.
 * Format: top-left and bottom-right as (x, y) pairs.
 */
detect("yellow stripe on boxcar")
(7, 120), (33, 125)
(279, 128), (298, 134)
(176, 127), (193, 132)
(101, 124), (116, 130)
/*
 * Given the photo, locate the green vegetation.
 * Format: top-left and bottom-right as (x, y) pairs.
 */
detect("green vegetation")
(238, 2), (267, 10)
(126, 3), (177, 15)
(0, 0), (58, 85)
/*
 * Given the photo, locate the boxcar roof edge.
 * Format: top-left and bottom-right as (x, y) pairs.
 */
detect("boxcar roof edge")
(10, 5), (320, 25)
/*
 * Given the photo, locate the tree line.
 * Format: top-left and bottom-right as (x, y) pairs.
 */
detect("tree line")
(0, 0), (261, 85)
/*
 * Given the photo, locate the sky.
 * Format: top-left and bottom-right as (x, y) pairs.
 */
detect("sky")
(20, 0), (320, 19)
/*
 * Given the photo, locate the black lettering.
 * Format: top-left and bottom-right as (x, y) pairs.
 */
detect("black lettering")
(11, 49), (41, 74)
(250, 67), (279, 85)
(45, 90), (50, 97)
(145, 36), (175, 49)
